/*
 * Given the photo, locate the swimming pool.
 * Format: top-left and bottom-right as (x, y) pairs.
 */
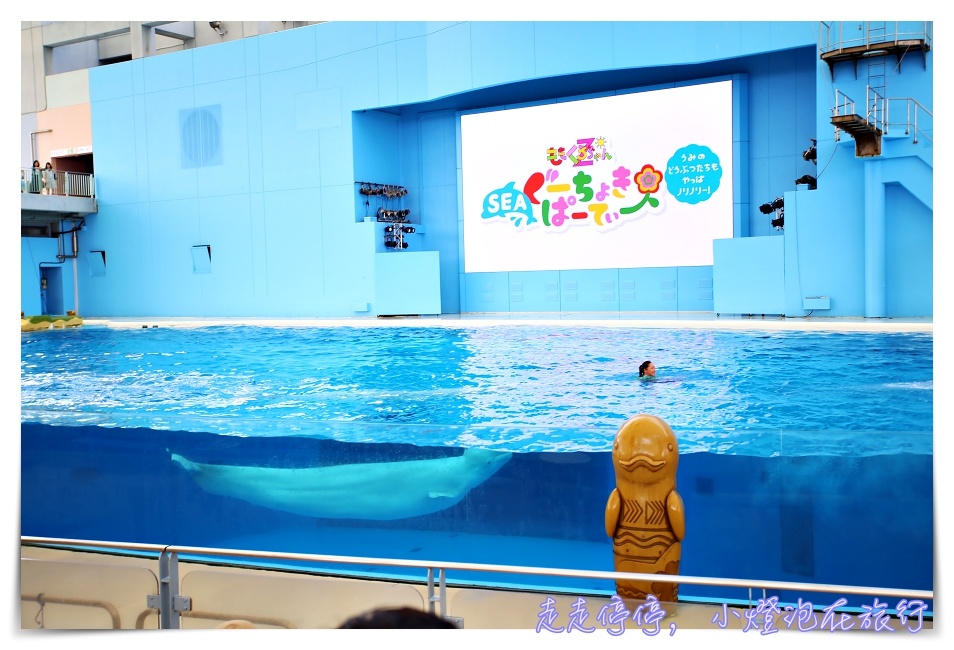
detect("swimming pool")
(20, 324), (934, 609)
(20, 324), (933, 454)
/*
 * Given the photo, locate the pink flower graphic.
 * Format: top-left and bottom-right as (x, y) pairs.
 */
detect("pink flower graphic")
(635, 164), (663, 194)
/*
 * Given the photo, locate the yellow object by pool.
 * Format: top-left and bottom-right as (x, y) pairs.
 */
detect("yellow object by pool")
(21, 315), (84, 331)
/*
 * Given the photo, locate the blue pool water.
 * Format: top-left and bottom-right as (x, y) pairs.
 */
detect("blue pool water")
(20, 324), (934, 610)
(21, 325), (933, 454)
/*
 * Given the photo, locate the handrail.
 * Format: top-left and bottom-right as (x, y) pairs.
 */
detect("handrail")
(885, 97), (933, 144)
(866, 85), (885, 128)
(22, 592), (122, 629)
(20, 167), (96, 199)
(21, 536), (934, 602)
(832, 90), (855, 118)
(819, 21), (932, 55)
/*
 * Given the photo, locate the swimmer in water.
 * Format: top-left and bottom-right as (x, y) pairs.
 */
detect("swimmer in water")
(639, 360), (656, 379)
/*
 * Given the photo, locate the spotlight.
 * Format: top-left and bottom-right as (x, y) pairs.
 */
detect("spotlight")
(802, 138), (817, 164)
(401, 226), (415, 234)
(771, 215), (785, 229)
(209, 21), (227, 36)
(795, 174), (817, 190)
(758, 197), (784, 214)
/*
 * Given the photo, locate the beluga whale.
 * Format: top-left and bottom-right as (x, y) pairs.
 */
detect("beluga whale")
(171, 447), (512, 521)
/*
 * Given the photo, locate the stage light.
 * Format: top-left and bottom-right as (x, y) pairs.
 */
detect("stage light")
(771, 215), (785, 229)
(795, 174), (817, 190)
(758, 197), (784, 214)
(802, 138), (817, 163)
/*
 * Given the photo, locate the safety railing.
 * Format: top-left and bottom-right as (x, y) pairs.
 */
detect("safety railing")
(818, 21), (933, 56)
(885, 97), (933, 144)
(832, 89), (856, 122)
(21, 536), (934, 630)
(20, 168), (95, 199)
(832, 90), (932, 146)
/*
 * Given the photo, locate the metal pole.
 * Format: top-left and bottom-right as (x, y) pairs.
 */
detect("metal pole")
(155, 550), (191, 629)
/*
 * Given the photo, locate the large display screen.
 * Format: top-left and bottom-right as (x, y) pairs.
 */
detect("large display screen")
(460, 79), (734, 273)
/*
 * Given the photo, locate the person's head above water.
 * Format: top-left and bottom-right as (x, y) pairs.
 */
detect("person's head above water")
(639, 360), (656, 377)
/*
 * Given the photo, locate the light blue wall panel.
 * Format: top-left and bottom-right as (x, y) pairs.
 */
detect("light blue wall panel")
(133, 93), (150, 204)
(146, 199), (203, 315)
(353, 111), (400, 191)
(399, 116), (423, 203)
(257, 25), (317, 74)
(89, 61), (134, 101)
(248, 192), (268, 300)
(314, 21), (377, 61)
(131, 58), (145, 96)
(713, 236), (784, 315)
(318, 125), (353, 189)
(508, 271), (561, 312)
(782, 188), (834, 317)
(789, 147), (867, 317)
(375, 22), (396, 44)
(885, 184), (932, 317)
(350, 221), (377, 313)
(676, 266), (714, 311)
(882, 147), (932, 210)
(618, 268), (679, 311)
(612, 22), (698, 68)
(395, 22), (427, 40)
(395, 36), (428, 105)
(470, 22), (536, 90)
(193, 39), (247, 86)
(194, 77), (251, 198)
(244, 75), (264, 194)
(690, 22), (743, 62)
(320, 186), (369, 314)
(461, 272), (509, 312)
(733, 72), (750, 235)
(143, 49), (193, 94)
(258, 65), (319, 193)
(374, 251), (441, 315)
(298, 87), (341, 131)
(420, 112), (457, 188)
(243, 35), (260, 77)
(193, 194), (254, 315)
(740, 22), (816, 55)
(765, 53), (801, 159)
(426, 23), (472, 100)
(534, 22), (615, 79)
(90, 96), (139, 206)
(559, 269), (620, 312)
(418, 183), (460, 313)
(144, 87), (199, 203)
(315, 47), (379, 113)
(76, 204), (142, 316)
(261, 188), (324, 314)
(376, 42), (399, 107)
(746, 52), (771, 159)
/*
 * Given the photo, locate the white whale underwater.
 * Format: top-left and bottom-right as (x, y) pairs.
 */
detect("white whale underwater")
(170, 448), (512, 521)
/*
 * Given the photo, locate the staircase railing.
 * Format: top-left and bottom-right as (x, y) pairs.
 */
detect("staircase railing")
(885, 98), (933, 144)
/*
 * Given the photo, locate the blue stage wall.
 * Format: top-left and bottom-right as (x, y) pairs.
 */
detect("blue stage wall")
(34, 21), (929, 318)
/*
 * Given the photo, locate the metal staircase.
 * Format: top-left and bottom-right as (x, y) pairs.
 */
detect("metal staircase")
(821, 21), (932, 157)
